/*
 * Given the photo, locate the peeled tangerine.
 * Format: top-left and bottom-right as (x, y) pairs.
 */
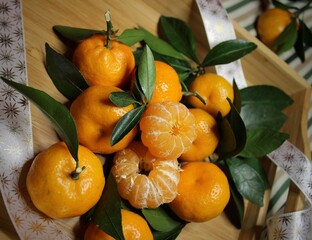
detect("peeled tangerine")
(111, 141), (180, 209)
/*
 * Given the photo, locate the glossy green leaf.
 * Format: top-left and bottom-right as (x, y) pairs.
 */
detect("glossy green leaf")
(244, 157), (270, 189)
(109, 91), (139, 107)
(138, 45), (156, 102)
(53, 25), (105, 41)
(240, 85), (293, 111)
(110, 104), (146, 146)
(92, 172), (124, 240)
(45, 43), (89, 100)
(232, 80), (241, 112)
(159, 16), (199, 64)
(240, 129), (288, 158)
(139, 27), (185, 60)
(226, 158), (266, 206)
(114, 28), (145, 46)
(202, 40), (257, 67)
(152, 222), (186, 240)
(142, 206), (185, 232)
(1, 77), (79, 161)
(272, 18), (298, 54)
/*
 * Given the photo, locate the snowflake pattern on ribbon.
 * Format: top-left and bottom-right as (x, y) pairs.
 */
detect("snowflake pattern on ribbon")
(0, 1), (70, 239)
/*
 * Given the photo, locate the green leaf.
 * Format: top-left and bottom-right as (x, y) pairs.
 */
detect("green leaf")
(109, 91), (139, 107)
(159, 16), (199, 64)
(142, 206), (185, 232)
(53, 25), (105, 41)
(240, 85), (293, 111)
(1, 77), (79, 161)
(138, 45), (156, 102)
(302, 21), (312, 47)
(272, 17), (298, 54)
(240, 104), (288, 130)
(110, 104), (146, 146)
(139, 27), (185, 60)
(202, 40), (257, 67)
(45, 43), (89, 100)
(240, 129), (288, 158)
(92, 172), (124, 240)
(226, 158), (266, 206)
(244, 157), (270, 189)
(232, 80), (241, 112)
(114, 28), (145, 46)
(294, 20), (305, 62)
(152, 222), (186, 240)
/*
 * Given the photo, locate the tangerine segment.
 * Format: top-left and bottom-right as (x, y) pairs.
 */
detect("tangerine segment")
(140, 101), (197, 159)
(72, 34), (135, 88)
(84, 209), (153, 240)
(187, 73), (234, 117)
(169, 162), (230, 222)
(26, 142), (105, 219)
(70, 85), (137, 154)
(179, 108), (220, 162)
(112, 145), (180, 209)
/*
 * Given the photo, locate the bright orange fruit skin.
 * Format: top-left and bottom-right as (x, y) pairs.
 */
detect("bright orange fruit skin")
(72, 34), (135, 89)
(26, 142), (105, 219)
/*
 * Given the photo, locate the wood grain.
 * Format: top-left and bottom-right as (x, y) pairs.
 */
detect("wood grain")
(0, 0), (310, 239)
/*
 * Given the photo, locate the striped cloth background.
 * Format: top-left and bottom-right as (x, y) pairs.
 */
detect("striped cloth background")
(222, 0), (312, 157)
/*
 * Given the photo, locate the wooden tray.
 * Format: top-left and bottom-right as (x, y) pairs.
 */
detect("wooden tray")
(0, 0), (310, 239)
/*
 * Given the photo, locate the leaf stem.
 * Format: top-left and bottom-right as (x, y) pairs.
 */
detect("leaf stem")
(70, 165), (86, 180)
(105, 9), (113, 49)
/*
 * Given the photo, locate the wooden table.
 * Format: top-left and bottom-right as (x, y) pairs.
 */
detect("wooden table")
(0, 0), (310, 239)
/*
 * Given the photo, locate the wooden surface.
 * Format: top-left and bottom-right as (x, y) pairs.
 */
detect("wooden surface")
(0, 0), (311, 239)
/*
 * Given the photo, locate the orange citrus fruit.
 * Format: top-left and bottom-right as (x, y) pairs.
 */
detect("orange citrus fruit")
(187, 73), (234, 117)
(26, 141), (105, 219)
(70, 85), (137, 154)
(139, 101), (197, 159)
(257, 8), (294, 48)
(131, 60), (182, 104)
(169, 162), (230, 222)
(72, 34), (135, 88)
(84, 209), (153, 240)
(179, 108), (219, 162)
(112, 141), (180, 209)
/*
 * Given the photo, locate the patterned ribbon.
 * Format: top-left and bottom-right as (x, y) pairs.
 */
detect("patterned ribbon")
(0, 0), (70, 239)
(196, 1), (312, 239)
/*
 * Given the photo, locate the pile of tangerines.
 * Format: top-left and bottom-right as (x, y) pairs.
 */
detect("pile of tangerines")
(26, 14), (238, 240)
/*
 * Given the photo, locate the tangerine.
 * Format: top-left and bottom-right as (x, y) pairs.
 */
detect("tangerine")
(257, 8), (294, 48)
(72, 34), (135, 88)
(70, 85), (137, 154)
(179, 108), (219, 162)
(111, 141), (180, 209)
(187, 73), (234, 117)
(139, 101), (197, 159)
(26, 142), (105, 219)
(84, 209), (153, 240)
(169, 162), (230, 222)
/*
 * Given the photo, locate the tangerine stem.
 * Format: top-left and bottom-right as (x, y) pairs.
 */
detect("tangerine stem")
(70, 165), (86, 180)
(105, 9), (113, 49)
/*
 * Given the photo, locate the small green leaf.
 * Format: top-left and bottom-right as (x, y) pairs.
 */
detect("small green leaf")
(114, 28), (145, 46)
(159, 16), (200, 64)
(240, 129), (288, 158)
(92, 172), (124, 240)
(202, 40), (257, 67)
(294, 21), (305, 62)
(152, 222), (186, 240)
(232, 80), (241, 112)
(226, 158), (266, 206)
(272, 17), (298, 54)
(1, 77), (79, 161)
(109, 91), (139, 107)
(138, 45), (155, 102)
(142, 206), (185, 232)
(302, 21), (312, 47)
(53, 25), (106, 41)
(139, 27), (185, 60)
(45, 43), (89, 100)
(110, 104), (146, 146)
